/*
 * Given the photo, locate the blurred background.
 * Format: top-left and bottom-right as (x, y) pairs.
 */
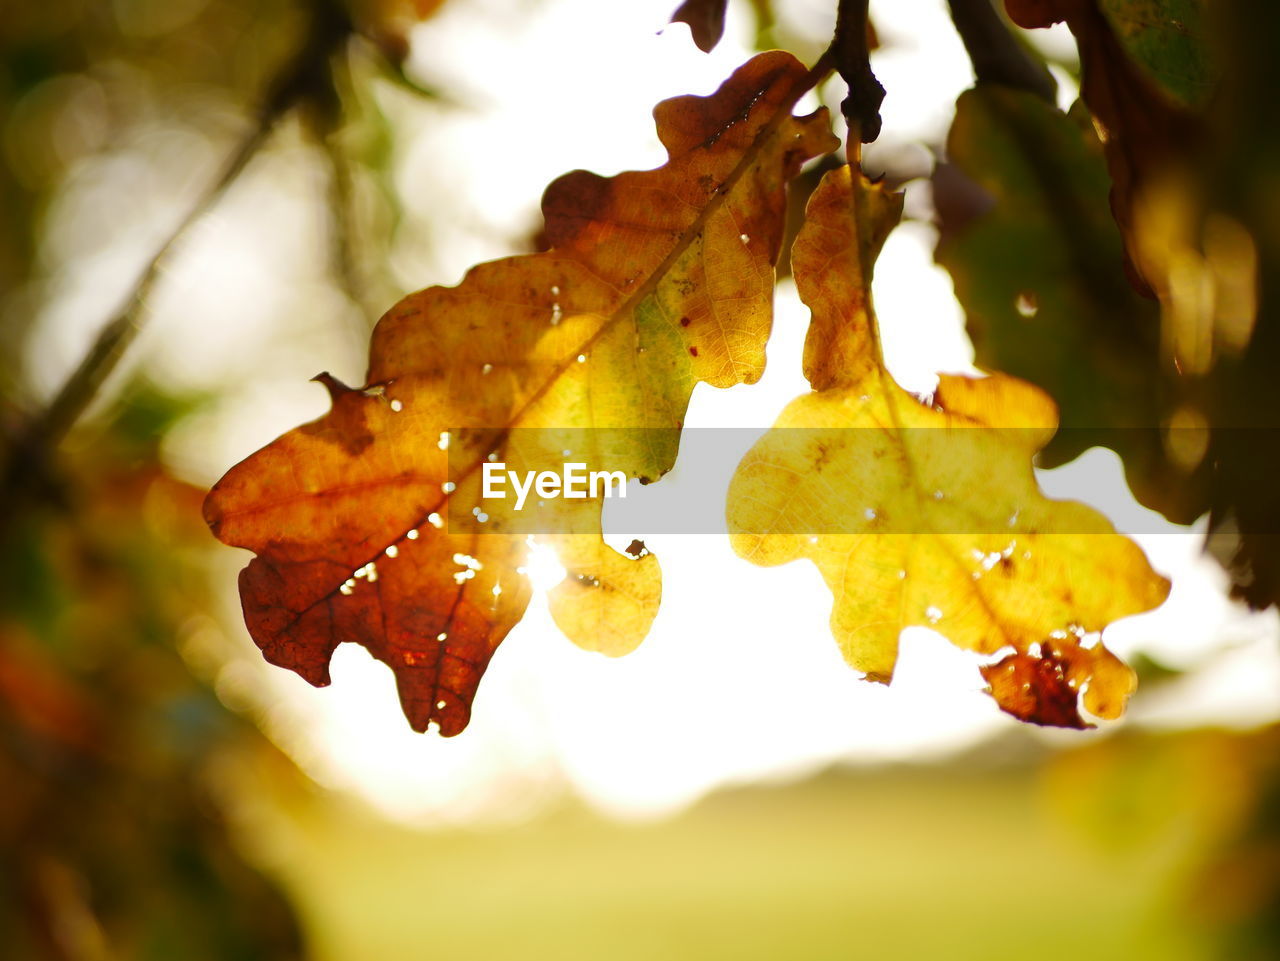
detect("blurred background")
(2, 0), (1279, 958)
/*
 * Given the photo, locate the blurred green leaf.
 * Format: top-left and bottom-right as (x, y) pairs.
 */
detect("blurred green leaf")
(935, 84), (1206, 521)
(1097, 0), (1216, 107)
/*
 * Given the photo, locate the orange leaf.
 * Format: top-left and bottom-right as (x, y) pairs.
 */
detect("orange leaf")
(205, 53), (836, 735)
(981, 638), (1136, 729)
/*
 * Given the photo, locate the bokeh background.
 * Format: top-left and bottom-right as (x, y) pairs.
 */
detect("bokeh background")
(3, 0), (1279, 958)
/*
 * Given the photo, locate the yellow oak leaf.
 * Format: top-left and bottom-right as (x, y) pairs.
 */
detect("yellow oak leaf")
(727, 164), (1170, 726)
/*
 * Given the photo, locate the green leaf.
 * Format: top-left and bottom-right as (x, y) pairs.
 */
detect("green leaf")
(935, 85), (1206, 521)
(1097, 0), (1216, 108)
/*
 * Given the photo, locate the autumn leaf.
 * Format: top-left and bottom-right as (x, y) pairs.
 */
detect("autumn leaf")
(670, 0), (729, 52)
(980, 638), (1139, 728)
(726, 165), (1170, 726)
(205, 52), (837, 735)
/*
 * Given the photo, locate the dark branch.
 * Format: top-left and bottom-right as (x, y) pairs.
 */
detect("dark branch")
(0, 2), (353, 516)
(834, 0), (885, 143)
(946, 0), (1057, 102)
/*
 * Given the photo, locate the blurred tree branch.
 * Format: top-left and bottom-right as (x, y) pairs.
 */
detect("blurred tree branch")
(946, 0), (1056, 101)
(0, 0), (355, 528)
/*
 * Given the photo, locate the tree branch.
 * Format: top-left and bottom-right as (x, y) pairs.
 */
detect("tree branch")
(946, 0), (1057, 102)
(833, 0), (885, 144)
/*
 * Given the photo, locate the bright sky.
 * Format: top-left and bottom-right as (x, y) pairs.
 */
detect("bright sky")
(28, 0), (1280, 823)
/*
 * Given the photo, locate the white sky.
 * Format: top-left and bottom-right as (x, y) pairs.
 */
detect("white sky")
(26, 0), (1280, 823)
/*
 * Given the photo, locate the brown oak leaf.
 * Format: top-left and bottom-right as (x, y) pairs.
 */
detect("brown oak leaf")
(205, 53), (837, 735)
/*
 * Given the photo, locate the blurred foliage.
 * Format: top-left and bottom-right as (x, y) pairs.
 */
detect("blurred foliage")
(1046, 726), (1280, 961)
(0, 385), (305, 959)
(1199, 0), (1280, 610)
(0, 0), (454, 953)
(0, 0), (302, 397)
(0, 0), (437, 404)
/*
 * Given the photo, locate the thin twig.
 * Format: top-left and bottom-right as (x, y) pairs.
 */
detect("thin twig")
(33, 122), (271, 449)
